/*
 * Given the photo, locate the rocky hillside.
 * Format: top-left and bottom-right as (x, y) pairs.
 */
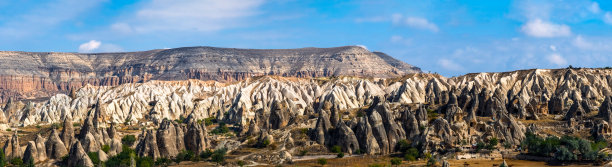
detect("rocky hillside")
(0, 68), (611, 166)
(0, 46), (420, 102)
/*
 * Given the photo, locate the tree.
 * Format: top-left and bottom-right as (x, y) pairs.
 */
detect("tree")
(390, 158), (402, 166)
(211, 148), (227, 165)
(0, 149), (5, 167)
(122, 135), (137, 146)
(554, 146), (576, 161)
(487, 138), (499, 150)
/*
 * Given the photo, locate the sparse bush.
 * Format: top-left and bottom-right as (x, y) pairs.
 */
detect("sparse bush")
(154, 157), (172, 166)
(204, 117), (216, 126)
(368, 164), (384, 167)
(503, 142), (512, 149)
(122, 135), (137, 146)
(199, 149), (213, 159)
(299, 150), (308, 156)
(390, 158), (402, 166)
(317, 158), (327, 166)
(73, 123), (81, 127)
(237, 160), (246, 167)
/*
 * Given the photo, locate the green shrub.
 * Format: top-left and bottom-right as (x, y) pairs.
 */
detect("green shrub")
(154, 157), (172, 166)
(476, 142), (486, 152)
(102, 144), (111, 154)
(403, 147), (419, 161)
(211, 148), (227, 164)
(105, 146), (136, 167)
(554, 146), (576, 161)
(426, 156), (437, 167)
(175, 150), (196, 162)
(237, 160), (246, 167)
(73, 123), (81, 127)
(331, 145), (342, 153)
(4, 129), (10, 132)
(51, 123), (61, 129)
(0, 149), (5, 167)
(368, 164), (384, 167)
(137, 156), (154, 167)
(317, 158), (327, 166)
(9, 158), (22, 166)
(487, 137), (498, 150)
(88, 152), (100, 165)
(258, 139), (271, 148)
(122, 135), (137, 146)
(299, 150), (308, 156)
(204, 117), (216, 126)
(390, 158), (402, 166)
(211, 123), (230, 134)
(199, 149), (213, 159)
(35, 125), (41, 129)
(337, 152), (344, 158)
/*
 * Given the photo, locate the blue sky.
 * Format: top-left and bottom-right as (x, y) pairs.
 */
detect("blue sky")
(1, 0), (612, 76)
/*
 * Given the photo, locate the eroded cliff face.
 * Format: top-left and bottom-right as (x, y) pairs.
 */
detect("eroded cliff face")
(2, 68), (612, 165)
(0, 46), (420, 102)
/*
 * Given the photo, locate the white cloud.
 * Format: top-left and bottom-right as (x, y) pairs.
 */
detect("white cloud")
(390, 35), (412, 45)
(604, 12), (612, 25)
(547, 53), (567, 66)
(110, 23), (133, 33)
(392, 14), (439, 32)
(438, 58), (464, 71)
(549, 45), (557, 51)
(116, 0), (265, 33)
(78, 40), (101, 53)
(520, 19), (571, 38)
(573, 35), (594, 50)
(589, 2), (601, 14)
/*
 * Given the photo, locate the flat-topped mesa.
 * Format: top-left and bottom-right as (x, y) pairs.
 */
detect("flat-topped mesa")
(0, 46), (421, 102)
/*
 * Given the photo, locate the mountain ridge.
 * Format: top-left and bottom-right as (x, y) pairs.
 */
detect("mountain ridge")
(0, 45), (421, 102)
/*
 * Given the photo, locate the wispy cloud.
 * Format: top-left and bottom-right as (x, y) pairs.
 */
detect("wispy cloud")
(547, 53), (567, 66)
(589, 2), (601, 14)
(112, 0), (266, 33)
(0, 0), (105, 38)
(438, 58), (464, 71)
(520, 19), (571, 38)
(392, 14), (439, 32)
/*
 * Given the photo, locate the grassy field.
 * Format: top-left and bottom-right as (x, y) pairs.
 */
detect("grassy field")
(285, 156), (599, 167)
